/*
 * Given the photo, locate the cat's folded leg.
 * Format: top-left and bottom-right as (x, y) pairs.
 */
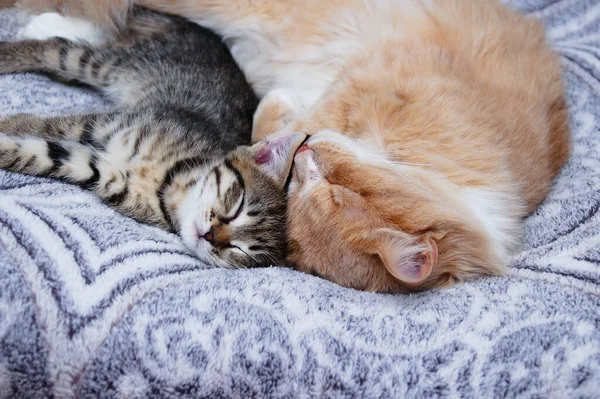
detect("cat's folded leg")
(17, 12), (110, 46)
(17, 9), (179, 46)
(252, 88), (304, 143)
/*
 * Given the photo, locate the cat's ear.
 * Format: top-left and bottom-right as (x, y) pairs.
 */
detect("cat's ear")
(250, 132), (307, 183)
(367, 229), (437, 284)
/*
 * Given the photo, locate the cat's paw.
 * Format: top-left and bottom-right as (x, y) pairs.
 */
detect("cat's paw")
(0, 132), (19, 167)
(0, 40), (11, 67)
(252, 88), (303, 143)
(18, 12), (109, 45)
(0, 114), (43, 137)
(0, 42), (18, 75)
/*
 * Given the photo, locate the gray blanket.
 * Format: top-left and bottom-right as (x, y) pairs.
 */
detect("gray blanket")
(0, 1), (599, 397)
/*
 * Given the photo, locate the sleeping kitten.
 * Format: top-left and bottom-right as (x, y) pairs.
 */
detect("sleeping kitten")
(0, 8), (306, 268)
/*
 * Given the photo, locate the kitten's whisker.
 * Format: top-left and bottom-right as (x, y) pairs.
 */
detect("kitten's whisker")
(259, 250), (280, 266)
(230, 245), (258, 267)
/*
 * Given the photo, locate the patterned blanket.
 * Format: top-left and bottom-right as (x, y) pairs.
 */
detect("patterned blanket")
(1, 1), (599, 397)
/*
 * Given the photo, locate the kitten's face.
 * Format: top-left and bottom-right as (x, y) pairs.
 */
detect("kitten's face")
(179, 133), (306, 268)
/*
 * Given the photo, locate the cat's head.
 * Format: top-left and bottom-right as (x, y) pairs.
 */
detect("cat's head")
(286, 130), (508, 293)
(179, 133), (306, 268)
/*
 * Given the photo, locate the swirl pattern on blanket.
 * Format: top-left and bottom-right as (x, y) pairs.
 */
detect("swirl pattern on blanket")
(0, 1), (599, 397)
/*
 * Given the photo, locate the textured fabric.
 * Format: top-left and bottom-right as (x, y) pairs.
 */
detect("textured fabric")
(0, 1), (599, 397)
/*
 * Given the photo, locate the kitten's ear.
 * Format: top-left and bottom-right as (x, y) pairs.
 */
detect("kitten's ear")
(250, 132), (307, 184)
(367, 229), (437, 285)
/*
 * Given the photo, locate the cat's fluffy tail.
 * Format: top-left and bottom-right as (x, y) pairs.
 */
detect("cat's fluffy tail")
(10, 0), (133, 33)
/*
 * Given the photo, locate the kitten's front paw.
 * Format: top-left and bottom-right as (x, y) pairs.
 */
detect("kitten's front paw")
(0, 41), (18, 74)
(0, 114), (43, 136)
(18, 12), (108, 45)
(0, 132), (19, 168)
(252, 88), (303, 143)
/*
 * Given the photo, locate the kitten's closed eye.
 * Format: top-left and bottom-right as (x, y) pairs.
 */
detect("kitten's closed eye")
(219, 192), (244, 223)
(209, 163), (246, 224)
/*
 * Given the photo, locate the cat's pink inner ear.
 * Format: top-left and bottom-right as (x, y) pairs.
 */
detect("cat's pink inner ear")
(253, 146), (271, 165)
(375, 232), (437, 285)
(252, 132), (307, 183)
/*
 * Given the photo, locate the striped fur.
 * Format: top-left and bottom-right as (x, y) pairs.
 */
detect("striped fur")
(0, 8), (297, 268)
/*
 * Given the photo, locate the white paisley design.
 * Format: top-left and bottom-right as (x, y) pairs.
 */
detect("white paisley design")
(0, 2), (599, 398)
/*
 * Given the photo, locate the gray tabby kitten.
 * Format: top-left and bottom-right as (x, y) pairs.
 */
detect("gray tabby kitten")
(0, 8), (306, 267)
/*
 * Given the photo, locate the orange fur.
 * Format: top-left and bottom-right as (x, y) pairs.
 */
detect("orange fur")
(11, 0), (132, 32)
(13, 0), (571, 292)
(282, 1), (570, 292)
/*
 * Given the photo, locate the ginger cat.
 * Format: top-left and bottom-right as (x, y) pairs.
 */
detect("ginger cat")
(7, 0), (570, 292)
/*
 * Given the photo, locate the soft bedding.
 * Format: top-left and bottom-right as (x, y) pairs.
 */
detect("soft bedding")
(0, 1), (599, 397)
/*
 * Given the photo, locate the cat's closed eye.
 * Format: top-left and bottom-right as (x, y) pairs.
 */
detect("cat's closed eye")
(218, 192), (244, 223)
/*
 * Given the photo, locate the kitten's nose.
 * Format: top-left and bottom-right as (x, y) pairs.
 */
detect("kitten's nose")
(201, 227), (215, 244)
